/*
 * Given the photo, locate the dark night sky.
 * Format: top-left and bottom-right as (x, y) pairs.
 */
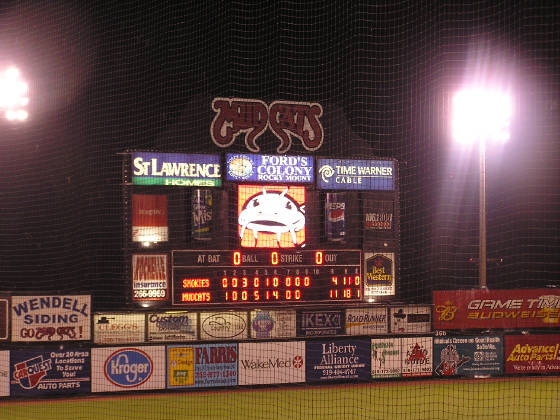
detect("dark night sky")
(0, 1), (558, 308)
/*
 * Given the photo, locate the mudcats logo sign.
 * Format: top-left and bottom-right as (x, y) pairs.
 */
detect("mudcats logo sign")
(210, 98), (323, 154)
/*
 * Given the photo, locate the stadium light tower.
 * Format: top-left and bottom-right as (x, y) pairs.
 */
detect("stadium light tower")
(0, 66), (29, 122)
(451, 88), (512, 289)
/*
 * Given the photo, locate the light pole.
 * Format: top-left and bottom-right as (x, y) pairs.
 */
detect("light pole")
(0, 66), (29, 122)
(452, 88), (512, 288)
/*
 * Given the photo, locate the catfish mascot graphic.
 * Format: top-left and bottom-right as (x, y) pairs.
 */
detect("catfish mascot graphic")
(238, 187), (305, 247)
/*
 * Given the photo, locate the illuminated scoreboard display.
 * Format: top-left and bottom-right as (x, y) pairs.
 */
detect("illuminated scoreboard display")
(172, 250), (362, 306)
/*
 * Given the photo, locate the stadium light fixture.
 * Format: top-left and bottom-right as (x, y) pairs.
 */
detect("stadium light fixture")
(452, 88), (512, 289)
(0, 66), (29, 122)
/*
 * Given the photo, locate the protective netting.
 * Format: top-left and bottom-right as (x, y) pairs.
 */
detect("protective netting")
(0, 1), (559, 419)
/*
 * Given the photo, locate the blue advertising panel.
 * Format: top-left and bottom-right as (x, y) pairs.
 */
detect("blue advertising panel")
(131, 152), (222, 187)
(226, 153), (314, 183)
(167, 343), (237, 388)
(297, 310), (345, 337)
(317, 158), (395, 191)
(11, 348), (90, 396)
(306, 338), (371, 382)
(433, 335), (504, 377)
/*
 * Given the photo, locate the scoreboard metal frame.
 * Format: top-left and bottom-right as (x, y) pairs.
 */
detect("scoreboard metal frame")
(171, 249), (362, 306)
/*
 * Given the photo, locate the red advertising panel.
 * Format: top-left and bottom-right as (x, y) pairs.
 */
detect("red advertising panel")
(433, 289), (560, 330)
(132, 194), (168, 243)
(505, 335), (560, 375)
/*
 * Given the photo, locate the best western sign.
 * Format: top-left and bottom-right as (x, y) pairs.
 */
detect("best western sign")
(132, 152), (221, 187)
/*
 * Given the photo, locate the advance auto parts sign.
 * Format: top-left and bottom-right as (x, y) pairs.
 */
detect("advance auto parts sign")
(433, 289), (560, 330)
(238, 342), (305, 385)
(11, 295), (91, 342)
(92, 346), (165, 392)
(505, 334), (560, 375)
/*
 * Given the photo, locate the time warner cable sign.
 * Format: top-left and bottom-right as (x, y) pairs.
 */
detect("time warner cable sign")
(132, 152), (222, 187)
(317, 159), (395, 191)
(226, 153), (314, 183)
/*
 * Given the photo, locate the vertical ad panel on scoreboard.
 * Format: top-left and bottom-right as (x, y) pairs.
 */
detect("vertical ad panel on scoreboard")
(10, 349), (90, 396)
(363, 253), (395, 298)
(167, 344), (238, 389)
(306, 338), (370, 382)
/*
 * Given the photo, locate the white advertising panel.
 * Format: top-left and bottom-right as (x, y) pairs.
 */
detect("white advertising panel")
(91, 346), (165, 392)
(0, 351), (8, 396)
(238, 341), (305, 385)
(250, 310), (296, 339)
(363, 252), (396, 298)
(93, 313), (145, 344)
(11, 295), (91, 342)
(401, 336), (433, 377)
(346, 307), (388, 335)
(371, 338), (401, 378)
(199, 311), (248, 341)
(147, 311), (197, 342)
(390, 305), (431, 334)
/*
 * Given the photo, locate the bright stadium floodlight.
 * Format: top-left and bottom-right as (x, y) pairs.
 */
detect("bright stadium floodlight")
(452, 87), (512, 289)
(0, 66), (29, 122)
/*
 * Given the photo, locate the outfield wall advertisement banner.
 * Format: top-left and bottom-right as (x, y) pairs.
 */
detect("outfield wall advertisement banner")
(94, 313), (146, 344)
(0, 351), (9, 397)
(433, 289), (560, 330)
(199, 311), (248, 341)
(11, 295), (91, 342)
(167, 343), (237, 388)
(371, 338), (401, 378)
(10, 349), (90, 396)
(297, 310), (345, 337)
(401, 337), (433, 377)
(147, 312), (197, 342)
(250, 310), (296, 339)
(0, 296), (9, 341)
(238, 342), (305, 385)
(390, 305), (431, 334)
(345, 307), (388, 335)
(433, 335), (503, 377)
(91, 346), (165, 393)
(306, 338), (370, 382)
(505, 334), (560, 375)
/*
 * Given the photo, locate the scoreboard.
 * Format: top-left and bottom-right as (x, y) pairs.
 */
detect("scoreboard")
(172, 250), (362, 306)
